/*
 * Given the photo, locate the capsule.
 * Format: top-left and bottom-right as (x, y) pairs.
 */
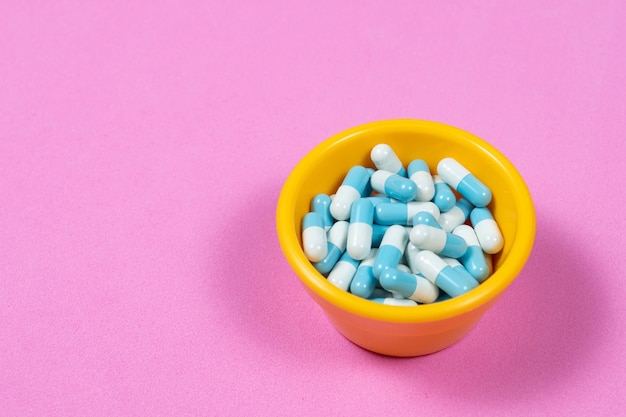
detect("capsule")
(437, 157), (492, 207)
(372, 225), (408, 278)
(442, 257), (480, 287)
(349, 249), (379, 298)
(380, 267), (439, 303)
(407, 159), (435, 202)
(369, 298), (418, 306)
(438, 198), (473, 232)
(432, 175), (456, 212)
(370, 144), (406, 176)
(470, 207), (504, 254)
(371, 224), (389, 247)
(374, 201), (440, 226)
(312, 220), (349, 275)
(453, 224), (490, 282)
(409, 224), (467, 259)
(414, 250), (478, 297)
(310, 193), (333, 231)
(347, 198), (374, 260)
(327, 251), (360, 291)
(301, 212), (328, 262)
(404, 242), (422, 274)
(411, 211), (442, 228)
(330, 165), (371, 221)
(370, 170), (417, 202)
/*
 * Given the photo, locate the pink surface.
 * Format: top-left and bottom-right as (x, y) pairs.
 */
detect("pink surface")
(1, 1), (625, 415)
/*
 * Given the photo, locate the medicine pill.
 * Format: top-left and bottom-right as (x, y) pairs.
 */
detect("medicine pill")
(370, 170), (418, 202)
(470, 207), (504, 254)
(302, 212), (328, 262)
(347, 198), (374, 260)
(311, 193), (333, 231)
(372, 224), (409, 278)
(330, 165), (371, 221)
(408, 159), (435, 202)
(371, 144), (407, 176)
(301, 143), (504, 305)
(312, 220), (349, 275)
(432, 175), (456, 212)
(437, 157), (492, 207)
(453, 224), (490, 282)
(374, 201), (440, 226)
(327, 251), (360, 291)
(409, 224), (467, 259)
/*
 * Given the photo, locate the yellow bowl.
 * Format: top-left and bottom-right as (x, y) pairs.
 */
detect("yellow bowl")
(276, 119), (536, 357)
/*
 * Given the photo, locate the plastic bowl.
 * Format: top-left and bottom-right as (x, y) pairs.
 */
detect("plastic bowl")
(276, 119), (535, 357)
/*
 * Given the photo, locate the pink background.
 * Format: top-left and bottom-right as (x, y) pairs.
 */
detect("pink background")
(1, 1), (625, 415)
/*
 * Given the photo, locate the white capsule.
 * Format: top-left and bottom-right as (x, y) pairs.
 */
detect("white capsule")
(327, 251), (360, 291)
(470, 207), (504, 254)
(370, 144), (406, 176)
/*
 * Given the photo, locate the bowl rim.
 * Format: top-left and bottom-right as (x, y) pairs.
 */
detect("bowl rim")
(276, 119), (536, 323)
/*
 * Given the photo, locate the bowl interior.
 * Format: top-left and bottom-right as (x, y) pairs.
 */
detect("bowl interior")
(277, 120), (535, 323)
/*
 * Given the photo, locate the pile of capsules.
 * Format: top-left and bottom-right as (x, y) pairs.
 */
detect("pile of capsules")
(301, 144), (504, 306)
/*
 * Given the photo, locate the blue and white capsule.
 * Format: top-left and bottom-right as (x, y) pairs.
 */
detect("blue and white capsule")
(372, 225), (409, 278)
(371, 224), (389, 248)
(407, 159), (435, 202)
(409, 224), (467, 259)
(380, 267), (439, 303)
(374, 201), (440, 226)
(414, 250), (478, 298)
(347, 198), (374, 260)
(437, 157), (492, 207)
(312, 220), (349, 275)
(411, 210), (442, 228)
(327, 251), (360, 291)
(330, 165), (371, 221)
(310, 193), (333, 231)
(301, 212), (328, 262)
(369, 298), (418, 306)
(470, 207), (504, 254)
(442, 257), (480, 287)
(349, 249), (379, 299)
(370, 144), (406, 177)
(438, 197), (473, 232)
(432, 175), (456, 212)
(453, 224), (490, 282)
(370, 170), (417, 202)
(404, 242), (421, 274)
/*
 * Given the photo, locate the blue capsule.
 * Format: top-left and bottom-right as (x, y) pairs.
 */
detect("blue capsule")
(370, 144), (406, 177)
(374, 202), (440, 226)
(470, 207), (504, 254)
(347, 198), (374, 260)
(409, 224), (467, 259)
(453, 224), (490, 282)
(371, 224), (389, 248)
(379, 267), (439, 303)
(411, 210), (442, 228)
(369, 298), (418, 306)
(372, 225), (408, 278)
(370, 170), (417, 202)
(330, 165), (371, 221)
(327, 251), (360, 291)
(312, 220), (348, 275)
(437, 157), (492, 208)
(414, 250), (478, 297)
(310, 193), (333, 231)
(442, 257), (480, 287)
(438, 197), (473, 232)
(349, 248), (379, 298)
(407, 159), (435, 202)
(432, 175), (456, 212)
(301, 212), (328, 262)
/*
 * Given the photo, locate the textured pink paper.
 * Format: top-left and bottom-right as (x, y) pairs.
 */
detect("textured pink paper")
(1, 1), (625, 415)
